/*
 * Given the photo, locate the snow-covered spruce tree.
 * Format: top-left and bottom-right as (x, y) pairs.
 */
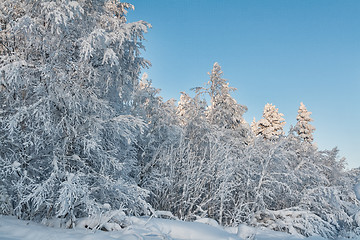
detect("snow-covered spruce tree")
(0, 0), (151, 224)
(250, 117), (258, 135)
(205, 63), (249, 134)
(177, 92), (195, 126)
(254, 103), (286, 140)
(295, 102), (315, 143)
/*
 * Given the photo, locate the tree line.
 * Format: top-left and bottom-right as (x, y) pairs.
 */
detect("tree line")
(0, 1), (359, 238)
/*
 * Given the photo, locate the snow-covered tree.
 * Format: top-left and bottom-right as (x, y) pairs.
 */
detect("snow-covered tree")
(177, 92), (195, 126)
(229, 131), (359, 238)
(0, 0), (151, 223)
(137, 87), (242, 225)
(250, 117), (258, 135)
(295, 102), (316, 143)
(253, 103), (286, 140)
(146, 124), (238, 224)
(131, 73), (181, 190)
(205, 62), (248, 131)
(177, 91), (207, 127)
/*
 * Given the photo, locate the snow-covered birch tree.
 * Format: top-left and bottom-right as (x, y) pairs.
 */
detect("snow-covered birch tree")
(0, 0), (151, 223)
(131, 73), (181, 193)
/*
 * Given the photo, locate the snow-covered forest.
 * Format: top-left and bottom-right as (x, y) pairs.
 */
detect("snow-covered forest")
(0, 1), (359, 239)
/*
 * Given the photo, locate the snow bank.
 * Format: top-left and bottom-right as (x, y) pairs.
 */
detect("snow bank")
(137, 217), (237, 240)
(0, 215), (330, 240)
(0, 215), (125, 240)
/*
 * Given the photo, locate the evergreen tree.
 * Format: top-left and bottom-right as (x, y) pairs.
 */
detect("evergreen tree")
(250, 117), (258, 135)
(295, 102), (316, 143)
(177, 92), (194, 126)
(254, 103), (286, 140)
(205, 62), (247, 130)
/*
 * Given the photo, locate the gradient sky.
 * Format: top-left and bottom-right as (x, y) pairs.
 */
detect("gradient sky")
(127, 0), (360, 169)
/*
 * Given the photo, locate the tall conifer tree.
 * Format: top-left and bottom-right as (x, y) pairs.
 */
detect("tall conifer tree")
(254, 103), (286, 140)
(205, 62), (247, 130)
(295, 102), (315, 143)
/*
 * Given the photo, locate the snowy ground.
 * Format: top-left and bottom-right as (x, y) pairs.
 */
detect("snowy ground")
(0, 215), (329, 240)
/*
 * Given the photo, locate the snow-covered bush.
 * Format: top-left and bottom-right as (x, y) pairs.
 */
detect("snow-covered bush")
(0, 184), (12, 215)
(251, 208), (337, 239)
(226, 131), (359, 238)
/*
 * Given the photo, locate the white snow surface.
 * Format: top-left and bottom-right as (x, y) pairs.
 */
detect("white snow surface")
(0, 215), (330, 240)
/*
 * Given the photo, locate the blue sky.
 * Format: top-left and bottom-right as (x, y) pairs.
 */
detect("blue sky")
(128, 0), (360, 169)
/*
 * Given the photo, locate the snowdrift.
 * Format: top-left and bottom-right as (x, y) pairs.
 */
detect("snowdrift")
(0, 215), (329, 240)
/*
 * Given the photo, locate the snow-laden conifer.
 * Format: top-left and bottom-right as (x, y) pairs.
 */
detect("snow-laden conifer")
(205, 62), (247, 130)
(177, 92), (193, 126)
(250, 117), (258, 135)
(254, 103), (286, 140)
(295, 102), (315, 143)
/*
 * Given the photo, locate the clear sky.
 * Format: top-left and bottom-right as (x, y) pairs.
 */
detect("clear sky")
(127, 0), (360, 169)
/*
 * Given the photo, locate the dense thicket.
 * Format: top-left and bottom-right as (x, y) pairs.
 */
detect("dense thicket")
(140, 63), (360, 239)
(0, 1), (359, 238)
